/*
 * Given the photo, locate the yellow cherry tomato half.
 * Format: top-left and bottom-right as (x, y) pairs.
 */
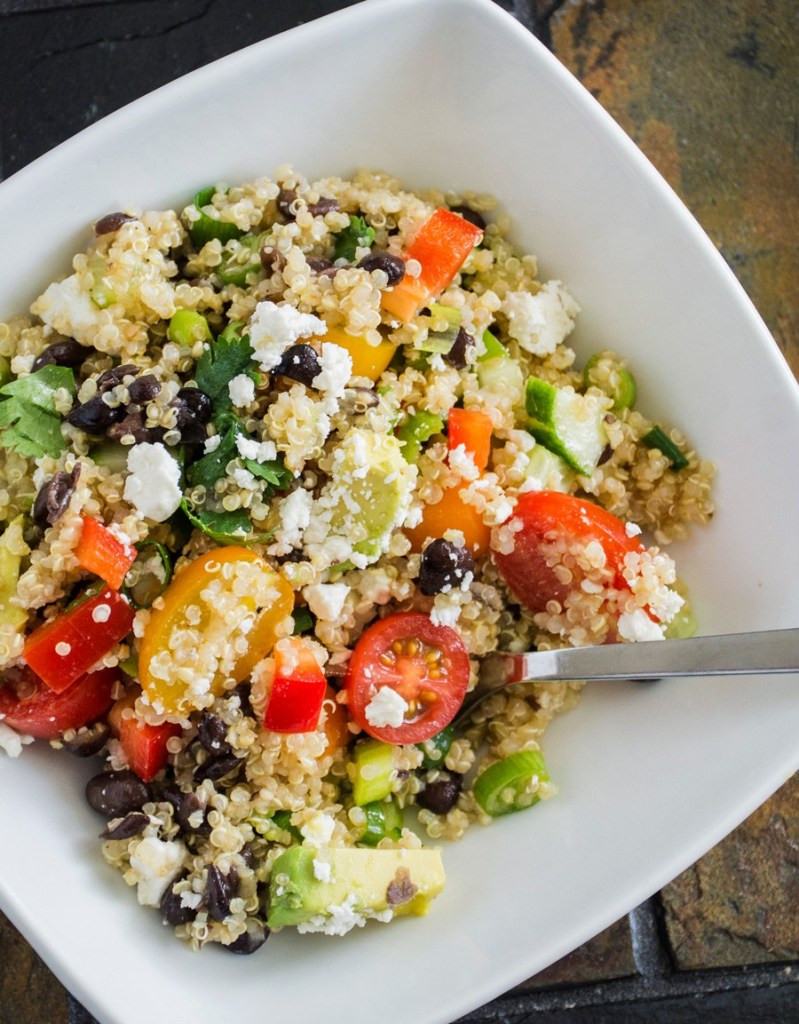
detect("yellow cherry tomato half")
(139, 546), (294, 717)
(314, 325), (396, 383)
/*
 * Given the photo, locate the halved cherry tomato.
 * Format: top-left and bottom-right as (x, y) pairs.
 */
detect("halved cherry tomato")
(0, 666), (116, 740)
(492, 490), (645, 614)
(108, 692), (181, 782)
(320, 686), (350, 757)
(23, 589), (135, 693)
(314, 325), (396, 383)
(345, 612), (470, 745)
(75, 517), (137, 590)
(264, 637), (327, 734)
(382, 208), (483, 322)
(405, 485), (491, 556)
(448, 408), (492, 473)
(139, 547), (294, 717)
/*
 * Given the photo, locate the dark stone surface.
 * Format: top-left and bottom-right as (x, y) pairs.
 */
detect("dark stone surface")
(517, 917), (636, 989)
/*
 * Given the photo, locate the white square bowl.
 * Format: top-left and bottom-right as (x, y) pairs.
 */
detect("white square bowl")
(1, 1), (798, 1022)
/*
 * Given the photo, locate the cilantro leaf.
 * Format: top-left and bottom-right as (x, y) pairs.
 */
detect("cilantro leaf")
(186, 419), (239, 491)
(242, 458), (293, 491)
(333, 215), (375, 262)
(179, 500), (272, 546)
(194, 321), (256, 415)
(0, 366), (76, 458)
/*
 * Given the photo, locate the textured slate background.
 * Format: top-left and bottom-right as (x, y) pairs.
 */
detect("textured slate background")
(0, 1), (797, 1022)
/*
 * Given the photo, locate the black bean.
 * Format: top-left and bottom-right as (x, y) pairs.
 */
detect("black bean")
(160, 878), (199, 926)
(174, 387), (213, 426)
(233, 682), (255, 720)
(449, 205), (486, 230)
(271, 344), (320, 388)
(165, 788), (211, 837)
(32, 338), (86, 371)
(277, 188), (297, 219)
(206, 865), (239, 922)
(197, 713), (231, 756)
(260, 246), (286, 274)
(240, 843), (256, 870)
(307, 196), (339, 217)
(598, 444), (613, 466)
(127, 374), (161, 404)
(193, 753), (242, 784)
(100, 812), (149, 841)
(306, 257), (334, 273)
(106, 410), (153, 444)
(97, 363), (139, 393)
(32, 464), (81, 529)
(226, 919), (269, 955)
(417, 774), (462, 815)
(357, 251), (405, 286)
(419, 539), (474, 597)
(62, 720), (110, 757)
(85, 770), (152, 818)
(444, 328), (475, 370)
(94, 212), (135, 236)
(66, 395), (125, 434)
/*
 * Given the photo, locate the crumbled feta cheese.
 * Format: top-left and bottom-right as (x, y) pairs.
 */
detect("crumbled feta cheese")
(300, 812), (336, 847)
(312, 343), (353, 400)
(128, 836), (187, 907)
(617, 609), (664, 643)
(625, 522), (642, 538)
(0, 722), (34, 758)
(296, 894), (368, 936)
(448, 443), (480, 481)
(31, 275), (104, 347)
(365, 686), (408, 729)
(269, 487), (313, 556)
(248, 299), (326, 371)
(430, 592), (463, 629)
(303, 582), (349, 623)
(231, 466), (256, 489)
(179, 890), (203, 910)
(501, 281), (580, 356)
(124, 442), (182, 522)
(228, 373), (255, 408)
(235, 434), (278, 463)
(313, 858), (333, 884)
(204, 434), (221, 454)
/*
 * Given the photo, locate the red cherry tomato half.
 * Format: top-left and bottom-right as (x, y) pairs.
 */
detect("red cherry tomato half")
(0, 667), (116, 740)
(264, 637), (327, 734)
(345, 612), (470, 745)
(493, 490), (645, 614)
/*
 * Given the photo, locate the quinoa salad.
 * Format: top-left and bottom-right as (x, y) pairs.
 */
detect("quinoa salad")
(0, 166), (715, 952)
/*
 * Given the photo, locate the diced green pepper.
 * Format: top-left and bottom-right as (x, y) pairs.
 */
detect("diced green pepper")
(473, 750), (549, 817)
(642, 425), (689, 471)
(416, 724), (455, 770)
(479, 329), (507, 361)
(352, 739), (396, 806)
(358, 799), (403, 846)
(395, 411), (444, 463)
(167, 309), (213, 348)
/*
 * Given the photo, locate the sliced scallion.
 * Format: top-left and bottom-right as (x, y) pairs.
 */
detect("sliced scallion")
(352, 739), (396, 806)
(642, 425), (689, 471)
(473, 750), (549, 817)
(189, 187), (246, 248)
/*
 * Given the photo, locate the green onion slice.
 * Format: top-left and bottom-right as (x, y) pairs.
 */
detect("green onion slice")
(642, 425), (689, 471)
(473, 750), (549, 817)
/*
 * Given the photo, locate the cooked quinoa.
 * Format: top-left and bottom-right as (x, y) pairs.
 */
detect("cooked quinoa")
(0, 166), (714, 950)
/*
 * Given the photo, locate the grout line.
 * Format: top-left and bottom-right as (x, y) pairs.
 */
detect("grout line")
(629, 898), (674, 978)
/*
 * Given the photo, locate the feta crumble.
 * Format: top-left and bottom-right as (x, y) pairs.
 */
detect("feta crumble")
(617, 609), (665, 643)
(296, 894), (368, 937)
(303, 582), (349, 623)
(235, 434), (278, 463)
(124, 442), (182, 522)
(501, 281), (580, 356)
(269, 487), (313, 556)
(0, 722), (34, 758)
(300, 812), (336, 848)
(204, 434), (221, 454)
(313, 858), (333, 884)
(127, 836), (187, 907)
(625, 522), (642, 538)
(31, 275), (104, 347)
(365, 686), (408, 729)
(228, 373), (255, 408)
(248, 299), (326, 371)
(312, 343), (353, 400)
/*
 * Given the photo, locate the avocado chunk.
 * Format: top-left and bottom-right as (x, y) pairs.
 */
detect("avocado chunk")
(525, 377), (607, 475)
(306, 427), (416, 568)
(0, 516), (30, 645)
(267, 846), (446, 934)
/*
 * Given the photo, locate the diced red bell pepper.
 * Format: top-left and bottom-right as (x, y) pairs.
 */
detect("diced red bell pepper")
(23, 588), (135, 694)
(448, 407), (493, 473)
(0, 666), (117, 740)
(75, 517), (137, 590)
(264, 637), (326, 734)
(382, 208), (483, 322)
(118, 712), (180, 783)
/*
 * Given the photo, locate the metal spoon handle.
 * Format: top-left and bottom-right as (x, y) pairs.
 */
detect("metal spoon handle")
(478, 628), (799, 691)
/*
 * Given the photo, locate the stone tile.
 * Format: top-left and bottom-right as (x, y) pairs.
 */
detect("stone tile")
(661, 774), (799, 970)
(0, 911), (68, 1024)
(516, 916), (636, 989)
(550, 0), (799, 377)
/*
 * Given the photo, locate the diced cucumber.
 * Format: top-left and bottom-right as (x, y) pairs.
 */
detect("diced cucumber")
(525, 377), (607, 475)
(478, 329), (507, 361)
(583, 353), (637, 411)
(351, 739), (396, 806)
(523, 445), (576, 493)
(91, 440), (129, 475)
(477, 355), (524, 401)
(358, 799), (403, 846)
